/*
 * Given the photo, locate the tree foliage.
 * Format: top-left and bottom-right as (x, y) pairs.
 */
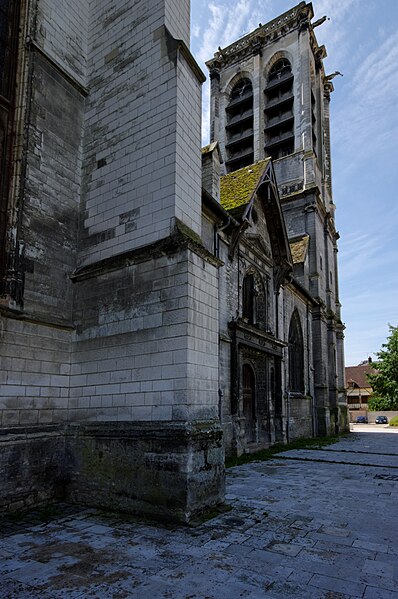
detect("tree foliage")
(368, 325), (398, 411)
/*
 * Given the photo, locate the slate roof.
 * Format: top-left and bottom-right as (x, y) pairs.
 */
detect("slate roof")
(220, 159), (271, 213)
(289, 235), (309, 264)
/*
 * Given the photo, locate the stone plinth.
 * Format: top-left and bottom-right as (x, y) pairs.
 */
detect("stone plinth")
(66, 421), (225, 523)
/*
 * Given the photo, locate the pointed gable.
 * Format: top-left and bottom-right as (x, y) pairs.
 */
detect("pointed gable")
(220, 158), (293, 286)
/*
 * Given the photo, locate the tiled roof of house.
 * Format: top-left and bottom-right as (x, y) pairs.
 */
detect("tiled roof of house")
(289, 235), (309, 264)
(345, 362), (377, 388)
(220, 159), (271, 212)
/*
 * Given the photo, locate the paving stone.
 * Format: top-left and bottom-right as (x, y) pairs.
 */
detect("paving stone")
(1, 432), (398, 598)
(364, 586), (398, 599)
(309, 573), (366, 596)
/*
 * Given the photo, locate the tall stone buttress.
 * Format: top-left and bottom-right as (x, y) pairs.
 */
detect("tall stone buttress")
(0, 0), (224, 521)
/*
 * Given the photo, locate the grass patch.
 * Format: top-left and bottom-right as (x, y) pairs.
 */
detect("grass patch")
(225, 434), (344, 468)
(389, 416), (398, 427)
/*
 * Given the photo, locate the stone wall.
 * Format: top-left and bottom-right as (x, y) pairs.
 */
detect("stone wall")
(21, 52), (83, 324)
(288, 396), (313, 440)
(36, 0), (88, 83)
(0, 421), (225, 523)
(79, 0), (203, 267)
(0, 318), (72, 427)
(71, 240), (220, 424)
(0, 426), (66, 512)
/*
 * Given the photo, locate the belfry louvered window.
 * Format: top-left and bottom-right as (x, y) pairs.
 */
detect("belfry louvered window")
(225, 79), (254, 172)
(264, 59), (294, 160)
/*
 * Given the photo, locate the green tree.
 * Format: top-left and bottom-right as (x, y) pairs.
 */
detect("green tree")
(368, 325), (398, 411)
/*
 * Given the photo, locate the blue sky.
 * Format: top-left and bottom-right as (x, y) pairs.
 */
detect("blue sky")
(190, 0), (398, 366)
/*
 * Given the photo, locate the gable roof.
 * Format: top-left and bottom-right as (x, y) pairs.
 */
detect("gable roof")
(290, 235), (309, 264)
(220, 159), (271, 213)
(219, 159), (293, 286)
(345, 363), (377, 388)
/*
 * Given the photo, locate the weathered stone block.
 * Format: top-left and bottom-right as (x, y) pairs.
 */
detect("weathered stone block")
(65, 421), (225, 523)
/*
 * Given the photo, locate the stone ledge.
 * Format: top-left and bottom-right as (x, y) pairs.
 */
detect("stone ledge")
(71, 219), (223, 283)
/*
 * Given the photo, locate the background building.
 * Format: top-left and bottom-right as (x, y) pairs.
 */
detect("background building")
(346, 359), (376, 414)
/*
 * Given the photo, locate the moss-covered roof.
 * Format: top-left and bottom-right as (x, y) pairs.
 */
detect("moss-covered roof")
(289, 235), (309, 264)
(220, 159), (271, 212)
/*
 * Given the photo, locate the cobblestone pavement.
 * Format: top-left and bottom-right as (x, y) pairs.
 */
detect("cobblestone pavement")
(1, 431), (398, 598)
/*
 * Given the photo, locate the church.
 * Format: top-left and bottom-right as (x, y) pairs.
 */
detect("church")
(0, 0), (347, 522)
(203, 2), (348, 456)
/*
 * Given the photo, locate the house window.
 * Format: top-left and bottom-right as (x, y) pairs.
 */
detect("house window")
(264, 58), (294, 160)
(288, 310), (304, 393)
(242, 273), (255, 324)
(225, 78), (254, 172)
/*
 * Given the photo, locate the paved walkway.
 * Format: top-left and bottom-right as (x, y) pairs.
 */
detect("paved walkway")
(1, 430), (398, 598)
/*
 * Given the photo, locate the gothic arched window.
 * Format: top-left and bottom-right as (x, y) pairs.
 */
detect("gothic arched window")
(264, 58), (294, 160)
(225, 78), (254, 172)
(242, 273), (255, 324)
(288, 310), (304, 393)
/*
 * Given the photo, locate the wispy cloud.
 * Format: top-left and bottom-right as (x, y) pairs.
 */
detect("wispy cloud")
(332, 29), (398, 174)
(339, 231), (382, 281)
(339, 229), (398, 363)
(195, 0), (271, 64)
(192, 0), (272, 143)
(343, 302), (398, 365)
(311, 0), (360, 68)
(339, 229), (398, 284)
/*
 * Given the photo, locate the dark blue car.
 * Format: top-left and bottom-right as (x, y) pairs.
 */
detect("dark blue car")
(375, 415), (388, 424)
(355, 415), (368, 423)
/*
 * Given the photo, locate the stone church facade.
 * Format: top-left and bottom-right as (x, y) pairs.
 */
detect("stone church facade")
(0, 0), (347, 520)
(205, 2), (348, 455)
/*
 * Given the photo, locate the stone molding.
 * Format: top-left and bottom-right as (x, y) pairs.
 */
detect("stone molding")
(71, 220), (223, 283)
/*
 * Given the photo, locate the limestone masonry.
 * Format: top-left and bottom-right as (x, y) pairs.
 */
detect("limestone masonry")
(0, 0), (347, 521)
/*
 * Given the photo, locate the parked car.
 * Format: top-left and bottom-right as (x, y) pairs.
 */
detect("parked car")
(355, 415), (368, 423)
(375, 415), (388, 424)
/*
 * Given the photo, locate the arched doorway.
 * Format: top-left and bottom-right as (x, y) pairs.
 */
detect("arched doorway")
(242, 364), (256, 443)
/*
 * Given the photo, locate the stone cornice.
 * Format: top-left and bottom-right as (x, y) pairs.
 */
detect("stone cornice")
(229, 318), (286, 355)
(163, 26), (206, 84)
(71, 220), (223, 283)
(206, 2), (313, 69)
